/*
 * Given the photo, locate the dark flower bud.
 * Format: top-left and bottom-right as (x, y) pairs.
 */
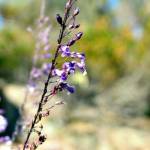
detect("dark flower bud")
(56, 14), (63, 25)
(75, 24), (80, 29)
(76, 32), (83, 40)
(68, 24), (74, 29)
(67, 39), (76, 46)
(59, 82), (75, 94)
(73, 8), (80, 16)
(39, 135), (46, 143)
(41, 111), (50, 117)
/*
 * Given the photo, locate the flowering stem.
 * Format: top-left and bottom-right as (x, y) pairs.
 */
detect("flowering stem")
(23, 1), (72, 149)
(12, 0), (48, 144)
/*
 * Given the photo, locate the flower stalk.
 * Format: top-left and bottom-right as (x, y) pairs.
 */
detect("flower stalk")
(22, 0), (86, 149)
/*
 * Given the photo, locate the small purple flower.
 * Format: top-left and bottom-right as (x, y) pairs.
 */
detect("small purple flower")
(0, 115), (7, 133)
(58, 44), (86, 77)
(59, 82), (75, 94)
(42, 63), (52, 75)
(38, 27), (51, 45)
(61, 72), (68, 81)
(71, 52), (85, 60)
(42, 53), (51, 59)
(0, 136), (11, 144)
(52, 69), (63, 77)
(76, 62), (86, 74)
(59, 45), (71, 57)
(31, 68), (42, 79)
(52, 69), (68, 81)
(63, 61), (76, 74)
(44, 44), (51, 51)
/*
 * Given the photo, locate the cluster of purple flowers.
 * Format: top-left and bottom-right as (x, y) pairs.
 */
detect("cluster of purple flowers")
(22, 0), (86, 149)
(25, 0), (87, 96)
(27, 16), (52, 93)
(28, 23), (86, 95)
(52, 44), (86, 93)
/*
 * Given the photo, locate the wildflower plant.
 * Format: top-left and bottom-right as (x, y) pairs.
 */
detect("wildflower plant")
(12, 0), (52, 143)
(22, 0), (86, 149)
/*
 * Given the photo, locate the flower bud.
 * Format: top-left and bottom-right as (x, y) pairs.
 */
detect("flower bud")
(67, 39), (76, 46)
(39, 135), (46, 143)
(68, 24), (74, 29)
(76, 32), (83, 40)
(75, 24), (80, 29)
(65, 1), (71, 9)
(56, 14), (63, 25)
(73, 8), (80, 16)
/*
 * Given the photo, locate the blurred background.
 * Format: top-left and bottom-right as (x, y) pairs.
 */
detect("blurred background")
(0, 0), (150, 149)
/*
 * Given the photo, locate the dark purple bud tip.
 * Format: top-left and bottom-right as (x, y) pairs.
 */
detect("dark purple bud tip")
(59, 82), (75, 94)
(76, 32), (83, 40)
(73, 8), (80, 16)
(66, 85), (75, 94)
(39, 135), (46, 143)
(68, 24), (74, 30)
(56, 14), (63, 25)
(67, 39), (76, 46)
(75, 24), (80, 29)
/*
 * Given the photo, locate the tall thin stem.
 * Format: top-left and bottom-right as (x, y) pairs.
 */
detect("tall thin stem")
(12, 1), (48, 143)
(23, 2), (72, 149)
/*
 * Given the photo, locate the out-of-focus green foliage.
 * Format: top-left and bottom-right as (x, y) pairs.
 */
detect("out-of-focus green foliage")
(0, 0), (150, 86)
(0, 1), (150, 149)
(77, 17), (137, 86)
(0, 26), (34, 82)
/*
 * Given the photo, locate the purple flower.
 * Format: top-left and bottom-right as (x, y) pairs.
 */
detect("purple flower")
(42, 53), (51, 59)
(0, 115), (7, 133)
(70, 52), (85, 60)
(42, 63), (52, 75)
(44, 44), (51, 51)
(38, 26), (51, 45)
(58, 44), (86, 76)
(61, 72), (68, 81)
(59, 45), (71, 57)
(62, 61), (76, 74)
(59, 82), (75, 94)
(52, 69), (68, 81)
(30, 68), (42, 79)
(52, 56), (86, 82)
(76, 62), (86, 74)
(52, 69), (63, 77)
(0, 136), (11, 144)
